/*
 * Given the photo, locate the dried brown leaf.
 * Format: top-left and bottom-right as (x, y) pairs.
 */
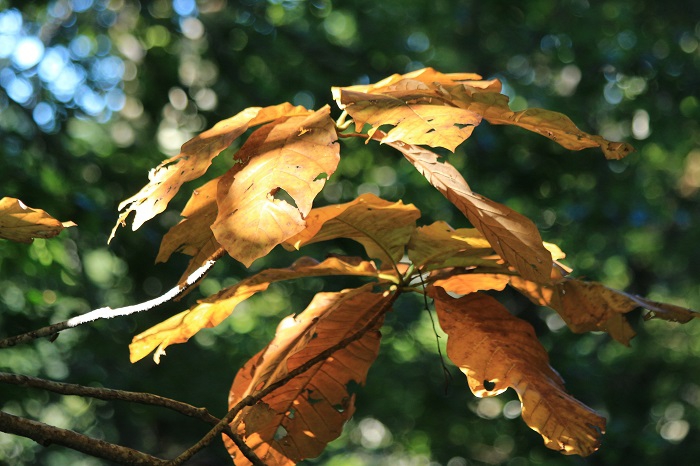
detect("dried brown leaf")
(0, 197), (75, 243)
(431, 287), (605, 456)
(389, 140), (552, 283)
(211, 106), (340, 267)
(224, 285), (392, 465)
(129, 256), (380, 363)
(110, 103), (312, 241)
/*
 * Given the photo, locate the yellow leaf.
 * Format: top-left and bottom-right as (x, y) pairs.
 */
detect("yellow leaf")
(431, 287), (605, 456)
(390, 140), (553, 283)
(433, 273), (510, 295)
(129, 256), (381, 363)
(0, 197), (76, 243)
(155, 177), (222, 284)
(283, 193), (420, 273)
(212, 106), (340, 267)
(407, 221), (499, 271)
(110, 103), (312, 241)
(448, 88), (634, 160)
(224, 285), (392, 465)
(337, 67), (501, 94)
(334, 88), (481, 151)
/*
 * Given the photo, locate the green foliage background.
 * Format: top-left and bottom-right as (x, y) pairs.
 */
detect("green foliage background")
(1, 0), (699, 465)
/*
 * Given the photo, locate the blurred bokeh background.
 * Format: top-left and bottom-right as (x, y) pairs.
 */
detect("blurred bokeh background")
(1, 0), (699, 465)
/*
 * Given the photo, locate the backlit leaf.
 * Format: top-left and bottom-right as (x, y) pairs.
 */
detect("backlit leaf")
(433, 273), (510, 295)
(211, 106), (340, 267)
(156, 177), (222, 282)
(224, 285), (392, 465)
(407, 221), (499, 271)
(110, 103), (312, 241)
(447, 88), (634, 160)
(129, 256), (380, 363)
(283, 193), (420, 272)
(510, 276), (698, 345)
(431, 287), (605, 456)
(390, 140), (553, 283)
(0, 197), (76, 243)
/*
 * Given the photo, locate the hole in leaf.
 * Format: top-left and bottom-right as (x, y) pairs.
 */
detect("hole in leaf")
(483, 380), (496, 391)
(274, 425), (288, 441)
(286, 408), (296, 419)
(454, 123), (471, 129)
(272, 187), (298, 209)
(314, 172), (328, 181)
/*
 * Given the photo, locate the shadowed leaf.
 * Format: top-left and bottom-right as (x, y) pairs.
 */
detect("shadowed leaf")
(224, 285), (393, 465)
(0, 197), (75, 243)
(111, 103), (312, 240)
(389, 140), (552, 283)
(129, 256), (381, 363)
(211, 106), (340, 267)
(431, 287), (605, 457)
(510, 276), (699, 345)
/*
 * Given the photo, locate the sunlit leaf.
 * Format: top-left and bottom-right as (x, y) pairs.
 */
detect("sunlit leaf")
(110, 103), (312, 240)
(283, 193), (420, 273)
(337, 67), (501, 94)
(431, 287), (605, 456)
(447, 87), (634, 159)
(156, 177), (222, 282)
(129, 256), (380, 363)
(407, 221), (500, 271)
(211, 106), (340, 267)
(433, 273), (510, 295)
(0, 197), (76, 243)
(390, 140), (553, 283)
(224, 285), (392, 465)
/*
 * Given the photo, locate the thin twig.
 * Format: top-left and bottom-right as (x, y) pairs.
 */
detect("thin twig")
(0, 248), (225, 349)
(0, 410), (168, 465)
(168, 288), (401, 466)
(419, 272), (453, 394)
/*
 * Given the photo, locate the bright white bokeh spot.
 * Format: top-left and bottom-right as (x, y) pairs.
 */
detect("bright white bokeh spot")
(503, 399), (522, 419)
(660, 420), (690, 443)
(181, 17), (204, 40)
(0, 9), (23, 35)
(632, 109), (650, 140)
(39, 46), (69, 81)
(12, 36), (45, 69)
(476, 397), (502, 419)
(357, 418), (391, 449)
(106, 88), (125, 111)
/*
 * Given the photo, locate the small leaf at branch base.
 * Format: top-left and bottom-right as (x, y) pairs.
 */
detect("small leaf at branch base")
(224, 285), (393, 465)
(129, 256), (381, 363)
(431, 287), (605, 457)
(283, 193), (420, 272)
(0, 197), (76, 243)
(212, 106), (340, 267)
(407, 221), (499, 271)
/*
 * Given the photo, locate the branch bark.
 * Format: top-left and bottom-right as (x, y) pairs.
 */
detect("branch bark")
(0, 410), (168, 465)
(169, 287), (400, 465)
(0, 248), (224, 349)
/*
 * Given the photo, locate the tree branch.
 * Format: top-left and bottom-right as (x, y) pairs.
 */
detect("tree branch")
(0, 410), (168, 465)
(0, 248), (225, 349)
(169, 287), (401, 465)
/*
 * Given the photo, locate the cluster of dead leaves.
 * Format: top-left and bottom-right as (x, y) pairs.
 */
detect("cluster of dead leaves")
(101, 68), (696, 463)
